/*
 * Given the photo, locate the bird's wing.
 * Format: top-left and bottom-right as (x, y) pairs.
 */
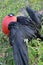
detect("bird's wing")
(17, 16), (36, 29)
(26, 7), (41, 28)
(8, 21), (38, 65)
(17, 16), (43, 40)
(8, 22), (29, 65)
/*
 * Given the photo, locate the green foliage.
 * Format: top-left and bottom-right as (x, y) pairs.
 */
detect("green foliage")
(5, 47), (15, 65)
(0, 0), (43, 65)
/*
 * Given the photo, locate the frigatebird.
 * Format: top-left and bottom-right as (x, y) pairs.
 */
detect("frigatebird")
(2, 7), (43, 65)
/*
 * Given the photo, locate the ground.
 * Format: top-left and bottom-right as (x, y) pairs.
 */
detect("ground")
(0, 0), (43, 65)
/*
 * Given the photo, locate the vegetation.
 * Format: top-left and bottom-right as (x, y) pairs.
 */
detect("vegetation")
(0, 0), (43, 65)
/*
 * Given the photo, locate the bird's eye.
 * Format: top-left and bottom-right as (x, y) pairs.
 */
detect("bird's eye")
(8, 13), (14, 17)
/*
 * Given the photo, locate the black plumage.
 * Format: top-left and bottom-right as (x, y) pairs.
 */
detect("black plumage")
(8, 7), (43, 65)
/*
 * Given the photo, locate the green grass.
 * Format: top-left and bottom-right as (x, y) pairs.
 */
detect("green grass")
(0, 0), (43, 65)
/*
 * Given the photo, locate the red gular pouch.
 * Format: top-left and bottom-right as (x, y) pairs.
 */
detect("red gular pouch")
(2, 13), (17, 35)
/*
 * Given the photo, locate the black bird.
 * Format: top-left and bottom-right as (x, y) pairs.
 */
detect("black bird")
(8, 7), (43, 65)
